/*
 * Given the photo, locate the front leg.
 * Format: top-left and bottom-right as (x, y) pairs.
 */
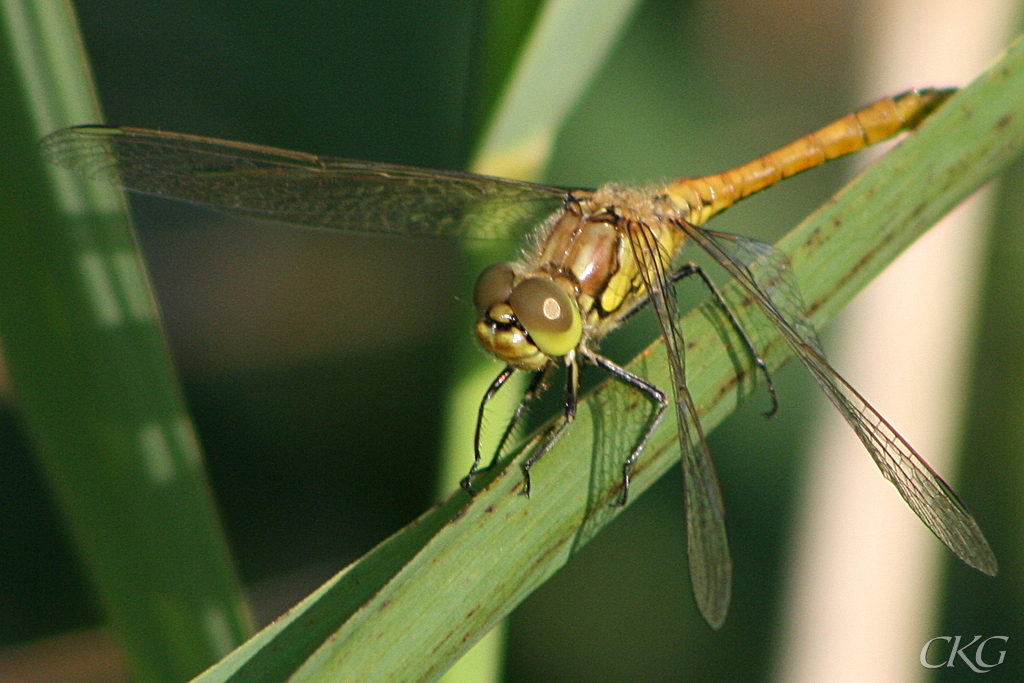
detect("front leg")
(519, 355), (579, 497)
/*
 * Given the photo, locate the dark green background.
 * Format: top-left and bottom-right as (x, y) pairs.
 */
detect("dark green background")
(2, 1), (1021, 681)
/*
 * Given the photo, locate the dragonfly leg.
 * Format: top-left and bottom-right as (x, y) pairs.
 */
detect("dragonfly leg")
(488, 365), (553, 471)
(520, 358), (579, 497)
(673, 262), (778, 417)
(462, 365), (516, 495)
(587, 352), (668, 507)
(610, 262), (777, 416)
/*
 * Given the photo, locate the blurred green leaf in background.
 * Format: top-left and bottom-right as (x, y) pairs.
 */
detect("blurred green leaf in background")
(0, 0), (252, 682)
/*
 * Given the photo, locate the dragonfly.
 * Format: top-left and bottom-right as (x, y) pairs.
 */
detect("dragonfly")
(41, 87), (996, 629)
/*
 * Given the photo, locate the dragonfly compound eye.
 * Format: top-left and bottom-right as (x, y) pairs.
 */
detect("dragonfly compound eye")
(508, 277), (582, 357)
(473, 263), (516, 313)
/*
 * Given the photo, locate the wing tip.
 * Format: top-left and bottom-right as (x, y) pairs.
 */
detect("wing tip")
(701, 603), (729, 631)
(691, 559), (732, 630)
(964, 544), (999, 577)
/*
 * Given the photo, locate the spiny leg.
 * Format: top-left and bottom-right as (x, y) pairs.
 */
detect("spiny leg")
(615, 261), (777, 417)
(673, 262), (778, 417)
(462, 365), (516, 494)
(587, 352), (668, 507)
(488, 365), (553, 470)
(520, 357), (580, 497)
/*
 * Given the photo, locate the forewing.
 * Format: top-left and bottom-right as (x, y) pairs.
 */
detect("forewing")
(40, 125), (569, 240)
(628, 221), (732, 629)
(688, 225), (997, 575)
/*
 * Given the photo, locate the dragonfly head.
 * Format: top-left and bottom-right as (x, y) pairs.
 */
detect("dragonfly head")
(473, 263), (583, 370)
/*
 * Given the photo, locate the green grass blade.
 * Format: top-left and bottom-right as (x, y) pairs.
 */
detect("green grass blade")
(0, 1), (252, 680)
(469, 0), (643, 179)
(465, 0), (545, 145)
(188, 26), (1024, 683)
(438, 3), (641, 680)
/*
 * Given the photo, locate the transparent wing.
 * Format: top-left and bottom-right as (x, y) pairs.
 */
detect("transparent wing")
(628, 221), (732, 629)
(688, 225), (997, 576)
(40, 125), (570, 240)
(699, 230), (827, 355)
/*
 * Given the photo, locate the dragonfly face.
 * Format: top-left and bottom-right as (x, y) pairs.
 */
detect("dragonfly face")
(473, 260), (583, 371)
(40, 87), (996, 631)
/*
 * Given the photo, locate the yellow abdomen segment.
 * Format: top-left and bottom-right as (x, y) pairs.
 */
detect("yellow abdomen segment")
(666, 88), (955, 226)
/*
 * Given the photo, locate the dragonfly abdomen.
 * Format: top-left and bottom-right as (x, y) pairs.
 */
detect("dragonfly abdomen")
(666, 88), (956, 227)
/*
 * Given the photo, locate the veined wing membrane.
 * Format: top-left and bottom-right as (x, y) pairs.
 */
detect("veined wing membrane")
(628, 222), (732, 629)
(687, 225), (998, 576)
(698, 229), (827, 356)
(40, 126), (568, 240)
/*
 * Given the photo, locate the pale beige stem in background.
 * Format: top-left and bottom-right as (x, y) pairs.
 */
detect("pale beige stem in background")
(775, 1), (1017, 682)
